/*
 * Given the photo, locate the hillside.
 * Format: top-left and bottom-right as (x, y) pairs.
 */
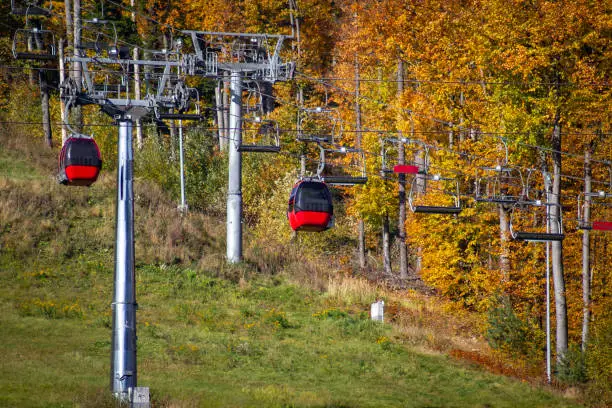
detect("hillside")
(1, 0), (610, 405)
(0, 127), (584, 407)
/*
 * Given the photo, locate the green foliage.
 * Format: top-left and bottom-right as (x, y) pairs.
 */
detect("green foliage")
(17, 298), (84, 319)
(486, 296), (543, 359)
(557, 345), (587, 385)
(135, 135), (179, 194)
(585, 311), (612, 407)
(134, 126), (228, 213)
(183, 127), (228, 212)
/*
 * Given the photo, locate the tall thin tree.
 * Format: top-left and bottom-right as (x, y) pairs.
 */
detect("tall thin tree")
(354, 57), (367, 270)
(40, 70), (52, 148)
(397, 58), (409, 280)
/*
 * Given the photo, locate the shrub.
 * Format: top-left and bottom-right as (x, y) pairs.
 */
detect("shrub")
(556, 345), (587, 384)
(485, 296), (543, 358)
(585, 311), (612, 407)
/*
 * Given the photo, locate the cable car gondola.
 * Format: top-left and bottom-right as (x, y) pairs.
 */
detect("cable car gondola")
(58, 136), (102, 186)
(287, 179), (334, 232)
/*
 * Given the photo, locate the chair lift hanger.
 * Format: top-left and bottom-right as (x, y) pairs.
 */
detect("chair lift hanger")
(12, 7), (56, 61)
(380, 135), (423, 176)
(408, 174), (462, 214)
(237, 117), (281, 153)
(474, 138), (532, 205)
(510, 200), (565, 241)
(297, 106), (343, 144)
(10, 0), (52, 16)
(79, 18), (121, 58)
(407, 145), (462, 214)
(317, 144), (367, 185)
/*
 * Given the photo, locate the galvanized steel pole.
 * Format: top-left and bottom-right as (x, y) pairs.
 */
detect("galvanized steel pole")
(226, 71), (243, 263)
(178, 119), (187, 212)
(111, 118), (138, 399)
(544, 172), (552, 383)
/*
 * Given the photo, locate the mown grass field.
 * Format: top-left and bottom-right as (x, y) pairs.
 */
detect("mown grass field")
(0, 139), (584, 407)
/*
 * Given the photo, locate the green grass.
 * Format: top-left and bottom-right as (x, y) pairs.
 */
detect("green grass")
(0, 147), (45, 180)
(0, 255), (583, 408)
(0, 141), (584, 407)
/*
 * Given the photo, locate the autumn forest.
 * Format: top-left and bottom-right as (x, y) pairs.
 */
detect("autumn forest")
(0, 0), (610, 405)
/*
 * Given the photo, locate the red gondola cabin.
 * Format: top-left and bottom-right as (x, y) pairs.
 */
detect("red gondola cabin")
(58, 137), (102, 186)
(288, 180), (334, 232)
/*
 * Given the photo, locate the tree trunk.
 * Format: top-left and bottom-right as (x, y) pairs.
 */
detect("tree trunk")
(581, 146), (592, 352)
(397, 59), (409, 280)
(383, 215), (392, 276)
(355, 57), (367, 270)
(498, 204), (511, 282)
(40, 70), (52, 148)
(550, 113), (568, 364)
(64, 0), (73, 51)
(414, 148), (426, 275)
(72, 0), (83, 132)
(59, 39), (68, 144)
(133, 47), (143, 149)
(215, 81), (225, 149)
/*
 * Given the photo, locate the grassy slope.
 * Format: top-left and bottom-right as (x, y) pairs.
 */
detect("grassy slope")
(0, 141), (582, 408)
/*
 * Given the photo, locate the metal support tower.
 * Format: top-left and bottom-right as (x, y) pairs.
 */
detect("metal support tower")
(178, 119), (187, 212)
(182, 30), (294, 263)
(227, 71), (243, 262)
(111, 118), (138, 400)
(62, 49), (190, 407)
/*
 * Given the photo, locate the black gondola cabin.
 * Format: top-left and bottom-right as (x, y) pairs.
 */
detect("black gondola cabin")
(58, 137), (102, 186)
(288, 180), (333, 232)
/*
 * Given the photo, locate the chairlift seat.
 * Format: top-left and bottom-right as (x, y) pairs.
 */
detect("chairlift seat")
(513, 232), (565, 242)
(58, 137), (102, 186)
(323, 176), (368, 185)
(13, 51), (56, 61)
(237, 144), (280, 153)
(287, 180), (333, 232)
(475, 197), (519, 204)
(413, 205), (462, 214)
(157, 113), (204, 121)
